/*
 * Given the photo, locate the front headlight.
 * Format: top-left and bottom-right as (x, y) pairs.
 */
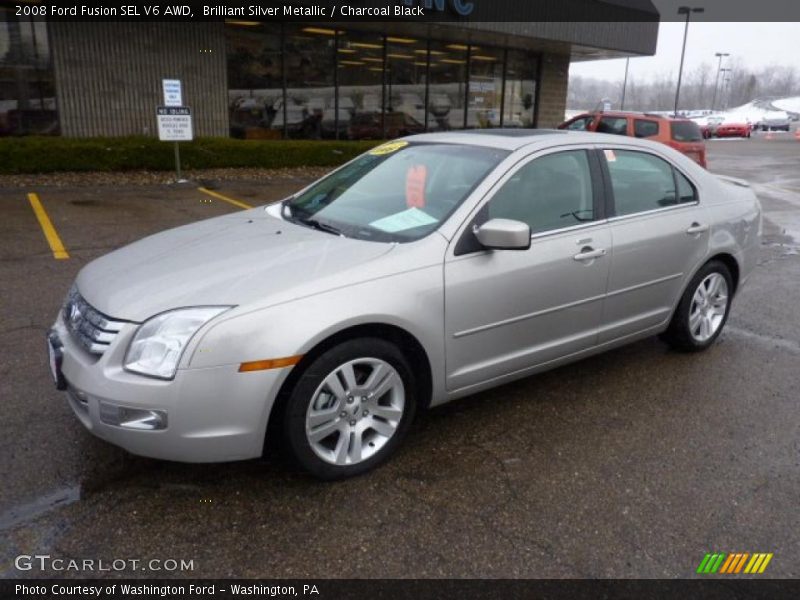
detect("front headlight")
(124, 307), (232, 379)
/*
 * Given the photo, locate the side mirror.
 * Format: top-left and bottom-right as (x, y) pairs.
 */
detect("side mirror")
(474, 218), (531, 251)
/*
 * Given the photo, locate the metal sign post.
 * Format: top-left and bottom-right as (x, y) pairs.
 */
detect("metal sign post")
(158, 79), (190, 182)
(174, 141), (182, 180)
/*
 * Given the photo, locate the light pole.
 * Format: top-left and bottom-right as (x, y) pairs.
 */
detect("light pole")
(721, 70), (733, 109)
(620, 57), (631, 110)
(674, 5), (705, 117)
(711, 52), (729, 111)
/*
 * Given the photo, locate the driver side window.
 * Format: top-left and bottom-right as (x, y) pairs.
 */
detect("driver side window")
(488, 150), (595, 235)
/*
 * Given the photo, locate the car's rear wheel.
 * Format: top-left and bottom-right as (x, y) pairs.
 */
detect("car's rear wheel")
(661, 260), (733, 352)
(283, 338), (417, 479)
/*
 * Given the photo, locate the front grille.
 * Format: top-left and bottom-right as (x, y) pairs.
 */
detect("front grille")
(63, 286), (128, 355)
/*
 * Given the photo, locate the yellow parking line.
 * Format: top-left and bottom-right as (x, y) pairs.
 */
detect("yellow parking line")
(197, 187), (253, 210)
(27, 192), (69, 260)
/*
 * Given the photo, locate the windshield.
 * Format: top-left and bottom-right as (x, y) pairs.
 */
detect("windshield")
(283, 142), (509, 242)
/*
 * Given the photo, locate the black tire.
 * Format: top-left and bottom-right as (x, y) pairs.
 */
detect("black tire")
(283, 337), (417, 480)
(660, 260), (733, 352)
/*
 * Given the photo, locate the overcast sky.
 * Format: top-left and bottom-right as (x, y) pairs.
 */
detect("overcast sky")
(570, 22), (800, 82)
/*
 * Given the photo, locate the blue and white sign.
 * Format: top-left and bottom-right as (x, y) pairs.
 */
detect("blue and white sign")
(162, 79), (183, 107)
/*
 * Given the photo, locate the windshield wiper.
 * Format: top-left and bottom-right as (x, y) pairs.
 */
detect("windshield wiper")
(281, 202), (344, 236)
(297, 217), (344, 236)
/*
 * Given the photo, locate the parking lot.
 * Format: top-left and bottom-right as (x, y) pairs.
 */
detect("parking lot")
(1, 132), (799, 579)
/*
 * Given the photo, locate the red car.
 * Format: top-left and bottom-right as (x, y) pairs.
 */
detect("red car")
(559, 111), (707, 168)
(712, 122), (752, 138)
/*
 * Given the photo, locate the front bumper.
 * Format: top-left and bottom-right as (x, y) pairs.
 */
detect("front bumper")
(51, 314), (290, 463)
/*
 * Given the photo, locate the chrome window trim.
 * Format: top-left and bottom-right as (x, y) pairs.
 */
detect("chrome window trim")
(529, 218), (609, 241)
(606, 200), (700, 224)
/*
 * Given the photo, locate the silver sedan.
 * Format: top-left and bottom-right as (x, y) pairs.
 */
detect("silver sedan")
(48, 131), (762, 479)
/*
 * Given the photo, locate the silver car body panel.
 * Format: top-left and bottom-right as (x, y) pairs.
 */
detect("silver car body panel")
(54, 131), (761, 462)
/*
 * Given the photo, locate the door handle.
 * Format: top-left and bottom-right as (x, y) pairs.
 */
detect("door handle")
(686, 222), (709, 234)
(573, 247), (606, 262)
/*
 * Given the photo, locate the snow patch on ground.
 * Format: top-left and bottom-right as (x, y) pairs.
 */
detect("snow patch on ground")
(692, 98), (797, 127)
(773, 96), (800, 114)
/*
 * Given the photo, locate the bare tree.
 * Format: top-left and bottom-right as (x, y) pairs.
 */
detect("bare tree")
(568, 62), (800, 112)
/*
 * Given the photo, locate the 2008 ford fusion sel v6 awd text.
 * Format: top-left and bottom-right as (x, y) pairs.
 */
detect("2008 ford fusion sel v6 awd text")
(48, 131), (761, 479)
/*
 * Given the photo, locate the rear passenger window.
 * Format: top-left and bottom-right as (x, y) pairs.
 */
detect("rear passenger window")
(605, 150), (678, 216)
(489, 150), (595, 234)
(597, 117), (628, 135)
(670, 121), (703, 142)
(634, 119), (660, 138)
(676, 170), (697, 203)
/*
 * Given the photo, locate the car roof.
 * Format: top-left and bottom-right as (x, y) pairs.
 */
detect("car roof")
(403, 129), (660, 151)
(569, 111), (693, 122)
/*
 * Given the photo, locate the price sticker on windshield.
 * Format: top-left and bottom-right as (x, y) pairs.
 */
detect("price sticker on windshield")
(370, 141), (409, 156)
(406, 165), (427, 208)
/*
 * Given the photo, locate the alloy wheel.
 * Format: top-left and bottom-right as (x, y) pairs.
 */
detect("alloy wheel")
(305, 358), (405, 466)
(689, 273), (729, 342)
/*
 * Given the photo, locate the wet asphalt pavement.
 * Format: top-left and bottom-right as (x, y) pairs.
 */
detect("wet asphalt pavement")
(1, 132), (799, 579)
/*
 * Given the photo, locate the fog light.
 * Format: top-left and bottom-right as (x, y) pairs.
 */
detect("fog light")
(100, 402), (167, 430)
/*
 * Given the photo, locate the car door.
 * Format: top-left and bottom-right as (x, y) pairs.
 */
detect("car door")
(443, 148), (612, 393)
(598, 147), (710, 343)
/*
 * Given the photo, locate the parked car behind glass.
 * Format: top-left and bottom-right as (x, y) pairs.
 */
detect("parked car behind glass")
(348, 111), (425, 140)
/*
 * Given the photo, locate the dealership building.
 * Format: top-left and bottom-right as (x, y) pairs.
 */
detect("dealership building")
(1, 3), (659, 140)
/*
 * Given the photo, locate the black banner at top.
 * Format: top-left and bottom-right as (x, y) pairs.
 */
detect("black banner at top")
(6, 0), (656, 22)
(4, 579), (800, 600)
(7, 0), (800, 22)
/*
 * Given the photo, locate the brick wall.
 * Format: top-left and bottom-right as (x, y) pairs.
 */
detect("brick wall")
(536, 53), (570, 129)
(50, 22), (228, 137)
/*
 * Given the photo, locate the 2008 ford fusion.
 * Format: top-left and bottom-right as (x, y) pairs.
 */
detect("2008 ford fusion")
(48, 130), (761, 479)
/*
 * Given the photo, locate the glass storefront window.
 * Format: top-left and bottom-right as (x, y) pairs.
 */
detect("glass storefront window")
(384, 35), (427, 137)
(225, 25), (541, 140)
(226, 21), (283, 139)
(0, 9), (58, 136)
(427, 41), (467, 131)
(467, 45), (503, 128)
(284, 25), (336, 139)
(503, 50), (538, 128)
(337, 30), (384, 140)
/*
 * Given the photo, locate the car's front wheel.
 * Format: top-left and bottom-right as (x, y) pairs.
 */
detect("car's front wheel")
(283, 338), (417, 479)
(661, 260), (733, 352)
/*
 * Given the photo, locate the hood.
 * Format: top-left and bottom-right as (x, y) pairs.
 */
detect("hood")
(76, 207), (394, 321)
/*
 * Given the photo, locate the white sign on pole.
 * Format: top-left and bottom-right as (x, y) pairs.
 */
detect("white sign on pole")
(157, 106), (193, 141)
(162, 79), (183, 106)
